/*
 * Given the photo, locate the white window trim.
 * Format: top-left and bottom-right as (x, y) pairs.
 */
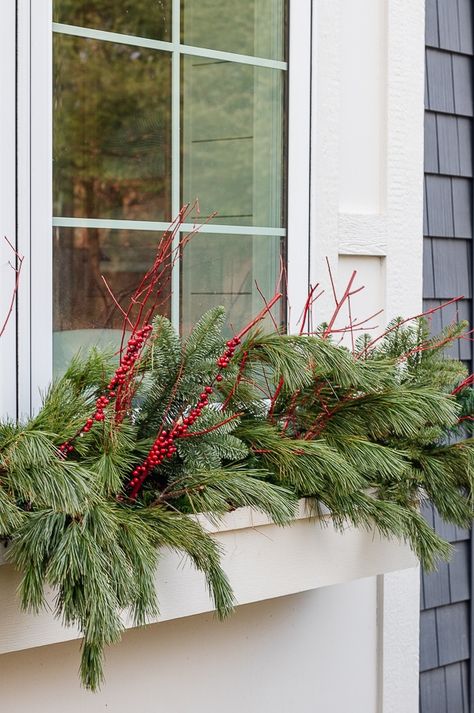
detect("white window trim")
(17, 0), (53, 416)
(0, 0), (18, 418)
(10, 0), (311, 416)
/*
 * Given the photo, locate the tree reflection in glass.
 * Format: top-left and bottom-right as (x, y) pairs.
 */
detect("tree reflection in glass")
(54, 35), (172, 221)
(182, 0), (286, 61)
(54, 0), (171, 41)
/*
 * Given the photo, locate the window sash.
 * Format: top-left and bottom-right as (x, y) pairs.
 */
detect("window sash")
(12, 0), (311, 414)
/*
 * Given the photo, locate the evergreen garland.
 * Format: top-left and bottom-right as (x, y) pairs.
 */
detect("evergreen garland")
(1, 226), (474, 690)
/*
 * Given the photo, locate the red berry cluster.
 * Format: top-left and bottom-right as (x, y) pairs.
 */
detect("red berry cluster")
(108, 325), (153, 392)
(129, 335), (241, 496)
(129, 385), (213, 491)
(216, 336), (241, 370)
(59, 442), (74, 455)
(59, 324), (153, 456)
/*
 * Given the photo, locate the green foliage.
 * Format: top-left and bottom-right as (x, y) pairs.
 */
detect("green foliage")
(1, 311), (474, 689)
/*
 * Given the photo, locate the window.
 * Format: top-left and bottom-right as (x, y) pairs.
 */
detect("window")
(5, 0), (310, 412)
(52, 1), (289, 373)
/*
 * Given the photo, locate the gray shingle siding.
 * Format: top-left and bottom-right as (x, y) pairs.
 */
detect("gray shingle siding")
(421, 2), (473, 711)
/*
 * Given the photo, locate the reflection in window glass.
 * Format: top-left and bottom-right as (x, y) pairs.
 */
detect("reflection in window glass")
(52, 1), (288, 373)
(180, 233), (282, 337)
(54, 35), (171, 221)
(182, 57), (285, 228)
(54, 0), (171, 41)
(181, 0), (286, 61)
(53, 227), (169, 374)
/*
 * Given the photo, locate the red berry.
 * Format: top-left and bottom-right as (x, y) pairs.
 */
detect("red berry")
(216, 374), (223, 382)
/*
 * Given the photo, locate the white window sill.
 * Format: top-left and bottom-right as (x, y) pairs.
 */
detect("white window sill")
(0, 499), (416, 655)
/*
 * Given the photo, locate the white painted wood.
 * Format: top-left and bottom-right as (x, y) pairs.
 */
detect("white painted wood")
(309, 0), (341, 315)
(16, 0), (32, 418)
(0, 500), (416, 655)
(377, 569), (420, 713)
(309, 2), (425, 711)
(16, 0), (52, 417)
(339, 0), (386, 214)
(30, 0), (53, 413)
(376, 4), (425, 709)
(311, 0), (424, 323)
(287, 0), (311, 330)
(384, 0), (425, 321)
(0, 578), (380, 713)
(335, 255), (386, 347)
(0, 0), (17, 419)
(338, 213), (387, 256)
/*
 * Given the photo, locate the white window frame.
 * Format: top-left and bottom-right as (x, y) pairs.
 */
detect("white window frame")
(0, 0), (18, 418)
(5, 0), (312, 416)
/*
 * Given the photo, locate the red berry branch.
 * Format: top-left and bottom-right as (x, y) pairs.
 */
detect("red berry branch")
(59, 324), (153, 455)
(128, 335), (241, 499)
(57, 204), (208, 457)
(128, 293), (284, 499)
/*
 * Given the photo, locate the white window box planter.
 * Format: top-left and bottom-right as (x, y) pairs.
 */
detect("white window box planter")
(0, 499), (416, 655)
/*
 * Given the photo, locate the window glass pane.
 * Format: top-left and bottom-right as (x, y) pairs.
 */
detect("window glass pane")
(53, 0), (172, 42)
(180, 233), (282, 337)
(53, 227), (169, 375)
(182, 57), (285, 228)
(54, 35), (171, 221)
(181, 0), (286, 61)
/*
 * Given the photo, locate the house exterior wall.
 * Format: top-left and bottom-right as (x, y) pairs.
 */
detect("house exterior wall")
(1, 579), (379, 713)
(0, 1), (426, 711)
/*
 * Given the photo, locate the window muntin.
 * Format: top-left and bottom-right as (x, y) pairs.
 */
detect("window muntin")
(52, 2), (288, 373)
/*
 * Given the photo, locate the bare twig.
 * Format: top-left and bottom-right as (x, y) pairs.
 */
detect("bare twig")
(0, 237), (24, 339)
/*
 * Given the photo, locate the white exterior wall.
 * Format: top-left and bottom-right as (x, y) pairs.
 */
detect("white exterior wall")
(0, 1), (425, 711)
(1, 580), (377, 713)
